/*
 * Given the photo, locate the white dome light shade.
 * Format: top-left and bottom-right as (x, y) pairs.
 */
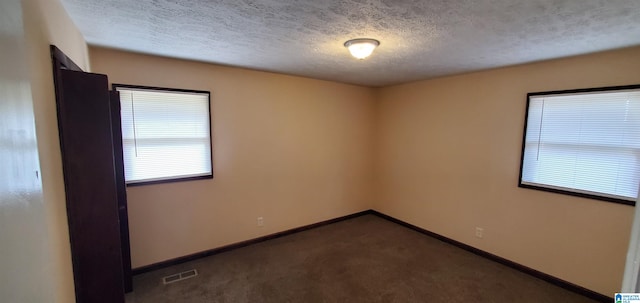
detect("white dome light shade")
(344, 38), (380, 60)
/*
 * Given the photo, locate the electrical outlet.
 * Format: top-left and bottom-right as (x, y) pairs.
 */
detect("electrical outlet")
(257, 217), (264, 227)
(475, 227), (484, 238)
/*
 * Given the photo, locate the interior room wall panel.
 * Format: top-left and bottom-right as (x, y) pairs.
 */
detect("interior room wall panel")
(374, 46), (640, 295)
(89, 47), (377, 268)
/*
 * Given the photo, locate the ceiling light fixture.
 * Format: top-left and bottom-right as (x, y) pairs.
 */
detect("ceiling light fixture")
(344, 38), (380, 60)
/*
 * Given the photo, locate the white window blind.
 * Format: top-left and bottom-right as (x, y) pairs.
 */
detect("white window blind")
(520, 87), (640, 203)
(115, 86), (212, 184)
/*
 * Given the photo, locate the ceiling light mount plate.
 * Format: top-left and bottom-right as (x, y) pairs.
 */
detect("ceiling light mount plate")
(344, 38), (380, 60)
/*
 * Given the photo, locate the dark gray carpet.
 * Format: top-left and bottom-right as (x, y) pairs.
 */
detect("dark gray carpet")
(126, 215), (597, 303)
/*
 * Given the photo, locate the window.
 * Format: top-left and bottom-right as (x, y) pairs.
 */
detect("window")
(519, 85), (640, 205)
(114, 84), (212, 185)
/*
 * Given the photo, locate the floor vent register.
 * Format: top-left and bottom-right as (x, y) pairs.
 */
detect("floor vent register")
(162, 269), (198, 285)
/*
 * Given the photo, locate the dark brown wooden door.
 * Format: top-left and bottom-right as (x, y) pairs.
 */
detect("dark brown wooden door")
(57, 69), (124, 303)
(110, 90), (133, 293)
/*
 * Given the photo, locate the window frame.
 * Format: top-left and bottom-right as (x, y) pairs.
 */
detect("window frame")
(518, 84), (640, 206)
(112, 83), (214, 186)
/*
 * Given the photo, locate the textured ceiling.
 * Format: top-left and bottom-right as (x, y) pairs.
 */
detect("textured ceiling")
(60, 0), (640, 87)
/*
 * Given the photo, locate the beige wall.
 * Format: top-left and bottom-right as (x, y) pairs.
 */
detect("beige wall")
(375, 46), (640, 295)
(0, 0), (50, 301)
(22, 0), (90, 301)
(89, 47), (376, 268)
